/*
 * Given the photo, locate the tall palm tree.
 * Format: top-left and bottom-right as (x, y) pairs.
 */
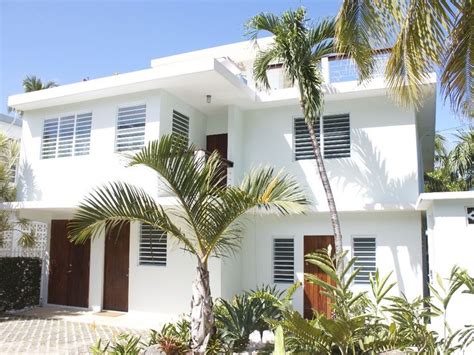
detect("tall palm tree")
(22, 75), (57, 92)
(335, 0), (473, 118)
(247, 9), (353, 255)
(68, 135), (308, 352)
(449, 129), (473, 189)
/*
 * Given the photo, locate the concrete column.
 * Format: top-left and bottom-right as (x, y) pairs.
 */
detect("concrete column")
(89, 230), (105, 312)
(227, 105), (243, 185)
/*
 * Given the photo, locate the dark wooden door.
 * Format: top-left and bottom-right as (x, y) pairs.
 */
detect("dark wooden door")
(207, 134), (228, 186)
(303, 235), (335, 319)
(48, 220), (90, 308)
(103, 223), (130, 312)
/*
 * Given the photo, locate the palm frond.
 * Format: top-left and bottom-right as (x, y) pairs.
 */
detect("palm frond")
(253, 47), (281, 90)
(308, 17), (336, 60)
(440, 0), (473, 117)
(68, 181), (193, 251)
(245, 12), (281, 43)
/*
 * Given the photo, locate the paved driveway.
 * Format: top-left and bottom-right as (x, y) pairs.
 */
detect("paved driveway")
(0, 314), (149, 354)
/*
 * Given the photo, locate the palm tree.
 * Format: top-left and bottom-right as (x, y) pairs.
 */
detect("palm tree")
(22, 75), (57, 92)
(68, 135), (308, 352)
(246, 8), (354, 255)
(335, 0), (473, 118)
(449, 129), (473, 189)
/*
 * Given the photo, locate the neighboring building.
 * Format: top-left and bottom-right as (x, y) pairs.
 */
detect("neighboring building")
(6, 38), (436, 319)
(0, 113), (22, 140)
(417, 192), (474, 332)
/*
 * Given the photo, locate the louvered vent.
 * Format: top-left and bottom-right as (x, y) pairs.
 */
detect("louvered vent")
(467, 207), (474, 225)
(323, 114), (350, 159)
(172, 110), (190, 145)
(273, 238), (294, 283)
(294, 117), (320, 160)
(41, 113), (92, 159)
(115, 104), (146, 152)
(353, 237), (376, 284)
(139, 223), (167, 266)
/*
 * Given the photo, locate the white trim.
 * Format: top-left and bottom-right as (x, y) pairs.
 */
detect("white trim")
(416, 191), (474, 210)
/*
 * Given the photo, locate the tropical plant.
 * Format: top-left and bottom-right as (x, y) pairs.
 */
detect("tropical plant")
(335, 0), (473, 118)
(90, 333), (143, 355)
(22, 75), (57, 92)
(147, 318), (191, 354)
(246, 284), (285, 336)
(272, 248), (474, 354)
(247, 8), (358, 256)
(425, 128), (473, 192)
(68, 134), (308, 352)
(0, 132), (35, 248)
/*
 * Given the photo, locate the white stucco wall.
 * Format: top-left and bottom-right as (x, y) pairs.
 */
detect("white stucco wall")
(239, 95), (419, 210)
(238, 211), (424, 314)
(425, 197), (474, 333)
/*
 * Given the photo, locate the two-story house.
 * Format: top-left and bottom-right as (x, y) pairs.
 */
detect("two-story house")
(6, 38), (436, 320)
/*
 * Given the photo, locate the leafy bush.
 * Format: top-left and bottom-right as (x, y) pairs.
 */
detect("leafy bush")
(90, 333), (142, 355)
(272, 247), (474, 354)
(148, 318), (191, 354)
(0, 257), (41, 311)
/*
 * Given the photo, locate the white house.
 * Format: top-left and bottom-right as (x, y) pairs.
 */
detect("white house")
(6, 38), (437, 319)
(417, 192), (474, 333)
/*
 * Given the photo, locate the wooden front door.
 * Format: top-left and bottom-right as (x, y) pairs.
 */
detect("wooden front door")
(103, 223), (130, 312)
(48, 220), (90, 308)
(303, 235), (335, 319)
(206, 134), (228, 186)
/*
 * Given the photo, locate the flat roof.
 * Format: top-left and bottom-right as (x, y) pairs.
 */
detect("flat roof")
(416, 191), (474, 210)
(0, 113), (22, 127)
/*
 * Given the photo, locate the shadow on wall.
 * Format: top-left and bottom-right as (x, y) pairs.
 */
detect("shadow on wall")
(328, 129), (421, 294)
(329, 129), (417, 208)
(17, 161), (41, 201)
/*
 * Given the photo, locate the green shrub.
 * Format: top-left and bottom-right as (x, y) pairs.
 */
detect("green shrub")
(0, 257), (41, 311)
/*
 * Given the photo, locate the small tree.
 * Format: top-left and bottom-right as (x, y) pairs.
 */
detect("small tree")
(68, 135), (308, 352)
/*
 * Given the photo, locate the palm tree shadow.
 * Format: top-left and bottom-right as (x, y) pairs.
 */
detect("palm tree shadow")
(17, 160), (41, 201)
(328, 129), (421, 294)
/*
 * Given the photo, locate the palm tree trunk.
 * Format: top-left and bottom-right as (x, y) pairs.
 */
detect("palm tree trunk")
(190, 259), (214, 353)
(306, 120), (343, 256)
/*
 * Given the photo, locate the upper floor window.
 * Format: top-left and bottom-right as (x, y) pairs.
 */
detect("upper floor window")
(353, 236), (376, 285)
(115, 104), (146, 152)
(172, 110), (189, 146)
(41, 113), (92, 159)
(139, 223), (167, 266)
(294, 114), (351, 160)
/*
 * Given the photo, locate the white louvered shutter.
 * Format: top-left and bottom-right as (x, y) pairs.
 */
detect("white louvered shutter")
(172, 110), (190, 145)
(115, 104), (146, 152)
(41, 118), (59, 159)
(353, 237), (376, 284)
(323, 114), (351, 159)
(57, 115), (75, 158)
(294, 117), (320, 160)
(273, 238), (295, 283)
(139, 224), (167, 266)
(74, 113), (92, 156)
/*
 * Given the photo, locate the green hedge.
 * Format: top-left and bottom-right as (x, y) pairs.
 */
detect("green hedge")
(0, 257), (42, 311)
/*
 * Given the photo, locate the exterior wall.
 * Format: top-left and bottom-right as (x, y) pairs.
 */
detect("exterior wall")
(239, 211), (424, 314)
(0, 120), (22, 140)
(240, 95), (420, 210)
(426, 198), (474, 332)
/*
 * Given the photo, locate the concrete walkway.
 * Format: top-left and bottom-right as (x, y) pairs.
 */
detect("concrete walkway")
(0, 306), (159, 354)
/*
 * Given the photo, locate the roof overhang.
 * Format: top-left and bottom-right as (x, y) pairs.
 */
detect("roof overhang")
(8, 58), (256, 115)
(416, 191), (474, 210)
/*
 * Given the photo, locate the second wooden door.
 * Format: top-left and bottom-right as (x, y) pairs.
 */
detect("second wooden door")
(103, 223), (130, 312)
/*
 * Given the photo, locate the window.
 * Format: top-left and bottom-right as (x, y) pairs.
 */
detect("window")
(115, 104), (146, 152)
(467, 207), (474, 225)
(273, 238), (294, 283)
(139, 223), (167, 266)
(41, 113), (92, 159)
(172, 110), (190, 146)
(294, 114), (350, 160)
(353, 237), (376, 284)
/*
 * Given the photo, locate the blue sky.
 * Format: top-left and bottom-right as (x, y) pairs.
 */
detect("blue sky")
(0, 0), (468, 143)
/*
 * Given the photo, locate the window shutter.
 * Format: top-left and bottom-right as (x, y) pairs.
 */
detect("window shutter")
(41, 118), (59, 159)
(294, 117), (320, 160)
(273, 238), (294, 283)
(115, 104), (146, 152)
(74, 113), (92, 156)
(353, 237), (376, 284)
(323, 114), (350, 159)
(139, 223), (167, 266)
(57, 115), (75, 158)
(467, 207), (474, 225)
(172, 110), (190, 145)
